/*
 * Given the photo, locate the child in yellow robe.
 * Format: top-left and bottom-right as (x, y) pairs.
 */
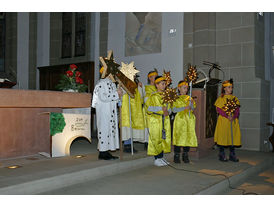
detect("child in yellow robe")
(214, 79), (241, 162)
(145, 75), (171, 167)
(172, 80), (198, 163)
(143, 70), (158, 149)
(121, 77), (145, 153)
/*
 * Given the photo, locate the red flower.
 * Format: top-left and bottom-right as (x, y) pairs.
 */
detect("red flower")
(70, 64), (78, 71)
(76, 76), (83, 84)
(75, 71), (81, 77)
(66, 70), (73, 77)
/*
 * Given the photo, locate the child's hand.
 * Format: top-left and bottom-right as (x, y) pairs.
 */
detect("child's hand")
(185, 105), (191, 110)
(228, 115), (233, 121)
(162, 106), (169, 117)
(117, 87), (123, 98)
(138, 82), (143, 88)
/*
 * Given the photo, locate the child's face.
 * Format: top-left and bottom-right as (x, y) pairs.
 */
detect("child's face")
(224, 85), (233, 95)
(149, 75), (157, 85)
(178, 85), (188, 95)
(156, 81), (166, 92)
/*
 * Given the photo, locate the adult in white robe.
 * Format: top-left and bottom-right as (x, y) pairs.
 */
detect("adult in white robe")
(92, 77), (121, 160)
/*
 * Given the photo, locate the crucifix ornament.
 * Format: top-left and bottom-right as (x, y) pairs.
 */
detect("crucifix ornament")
(99, 50), (137, 98)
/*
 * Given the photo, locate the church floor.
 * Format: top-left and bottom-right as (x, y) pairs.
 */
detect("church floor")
(0, 139), (273, 195)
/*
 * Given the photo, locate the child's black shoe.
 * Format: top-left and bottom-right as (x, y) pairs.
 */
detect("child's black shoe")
(182, 152), (190, 163)
(173, 153), (180, 163)
(218, 154), (228, 162)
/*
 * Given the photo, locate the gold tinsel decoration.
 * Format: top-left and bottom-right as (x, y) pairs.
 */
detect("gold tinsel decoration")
(161, 87), (179, 105)
(186, 64), (198, 83)
(222, 97), (240, 116)
(163, 70), (172, 86)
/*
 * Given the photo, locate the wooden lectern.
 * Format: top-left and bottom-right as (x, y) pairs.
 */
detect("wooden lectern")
(0, 89), (91, 159)
(189, 88), (217, 159)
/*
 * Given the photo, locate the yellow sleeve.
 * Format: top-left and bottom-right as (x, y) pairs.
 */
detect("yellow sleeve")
(214, 96), (224, 108)
(146, 93), (164, 115)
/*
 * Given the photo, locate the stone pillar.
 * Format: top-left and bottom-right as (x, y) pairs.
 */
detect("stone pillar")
(17, 12), (29, 90)
(37, 12), (50, 89)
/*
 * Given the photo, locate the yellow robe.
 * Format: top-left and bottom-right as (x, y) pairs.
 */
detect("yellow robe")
(143, 85), (157, 142)
(145, 85), (157, 102)
(173, 95), (198, 147)
(214, 95), (241, 146)
(121, 87), (145, 142)
(145, 92), (171, 156)
(144, 85), (157, 127)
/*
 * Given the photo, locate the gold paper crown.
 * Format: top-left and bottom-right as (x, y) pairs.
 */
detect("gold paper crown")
(148, 71), (158, 78)
(222, 82), (232, 87)
(155, 76), (166, 84)
(178, 81), (188, 87)
(99, 67), (104, 74)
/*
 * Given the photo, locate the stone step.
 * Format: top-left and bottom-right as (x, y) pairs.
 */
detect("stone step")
(195, 155), (274, 194)
(0, 156), (152, 195)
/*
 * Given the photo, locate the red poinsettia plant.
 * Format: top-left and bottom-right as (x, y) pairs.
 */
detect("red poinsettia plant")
(56, 64), (88, 92)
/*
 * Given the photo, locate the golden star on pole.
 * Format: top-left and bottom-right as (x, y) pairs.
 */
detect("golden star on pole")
(99, 50), (137, 98)
(120, 62), (140, 82)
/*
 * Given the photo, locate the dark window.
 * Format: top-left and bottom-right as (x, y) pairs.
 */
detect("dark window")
(74, 13), (86, 57)
(61, 12), (72, 58)
(0, 12), (5, 72)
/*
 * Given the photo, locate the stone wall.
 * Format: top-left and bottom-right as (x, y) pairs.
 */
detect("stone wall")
(184, 12), (272, 151)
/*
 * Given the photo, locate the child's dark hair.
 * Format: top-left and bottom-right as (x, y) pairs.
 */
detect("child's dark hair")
(221, 78), (233, 97)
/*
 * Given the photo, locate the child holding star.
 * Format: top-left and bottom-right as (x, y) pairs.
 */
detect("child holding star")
(172, 80), (198, 163)
(143, 70), (158, 149)
(145, 75), (171, 167)
(214, 79), (241, 162)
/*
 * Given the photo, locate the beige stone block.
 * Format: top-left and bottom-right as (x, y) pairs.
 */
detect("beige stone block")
(99, 42), (108, 56)
(242, 82), (261, 98)
(194, 46), (215, 67)
(239, 113), (261, 129)
(255, 67), (264, 79)
(239, 98), (260, 113)
(231, 27), (255, 43)
(208, 13), (216, 30)
(216, 44), (241, 67)
(184, 34), (193, 48)
(216, 30), (229, 45)
(232, 82), (241, 98)
(194, 30), (215, 45)
(220, 68), (230, 81)
(100, 17), (109, 28)
(242, 43), (255, 66)
(230, 67), (257, 82)
(184, 12), (193, 33)
(240, 128), (260, 151)
(260, 80), (270, 100)
(241, 13), (255, 26)
(216, 12), (242, 29)
(255, 45), (265, 68)
(183, 48), (193, 64)
(194, 12), (209, 31)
